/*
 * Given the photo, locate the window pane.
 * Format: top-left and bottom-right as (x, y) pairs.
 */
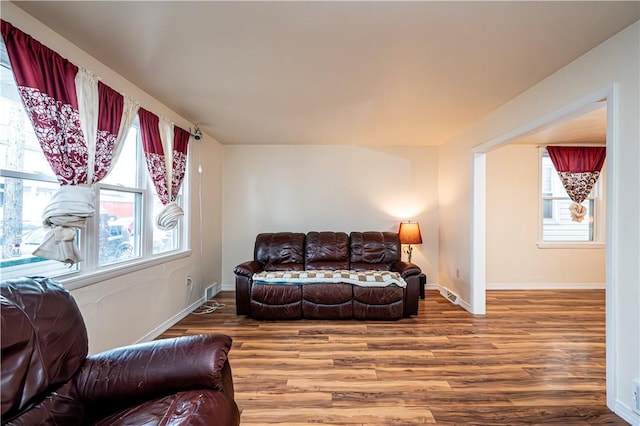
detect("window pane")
(101, 124), (139, 187)
(152, 196), (179, 254)
(543, 199), (553, 219)
(542, 198), (594, 242)
(99, 189), (141, 265)
(0, 67), (54, 176)
(541, 155), (554, 195)
(0, 176), (77, 278)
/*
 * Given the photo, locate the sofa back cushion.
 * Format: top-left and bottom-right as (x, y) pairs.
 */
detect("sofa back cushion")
(305, 231), (349, 270)
(255, 232), (305, 271)
(349, 231), (400, 271)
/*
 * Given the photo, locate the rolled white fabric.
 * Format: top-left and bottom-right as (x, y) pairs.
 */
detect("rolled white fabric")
(33, 186), (96, 265)
(156, 203), (184, 231)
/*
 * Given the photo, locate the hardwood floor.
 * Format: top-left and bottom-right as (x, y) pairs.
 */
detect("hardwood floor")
(160, 289), (627, 425)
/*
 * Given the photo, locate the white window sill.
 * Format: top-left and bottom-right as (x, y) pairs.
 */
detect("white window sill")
(61, 249), (192, 291)
(537, 242), (605, 249)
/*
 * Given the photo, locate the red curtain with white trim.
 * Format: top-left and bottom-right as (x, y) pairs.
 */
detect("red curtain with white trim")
(138, 108), (169, 203)
(1, 20), (136, 186)
(547, 146), (606, 222)
(1, 20), (139, 263)
(1, 20), (86, 186)
(139, 108), (190, 230)
(93, 81), (124, 182)
(171, 126), (190, 202)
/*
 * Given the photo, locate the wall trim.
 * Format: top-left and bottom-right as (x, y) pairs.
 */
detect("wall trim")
(134, 296), (204, 344)
(487, 282), (606, 290)
(614, 400), (640, 426)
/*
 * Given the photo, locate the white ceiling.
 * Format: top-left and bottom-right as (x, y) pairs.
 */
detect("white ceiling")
(11, 1), (639, 146)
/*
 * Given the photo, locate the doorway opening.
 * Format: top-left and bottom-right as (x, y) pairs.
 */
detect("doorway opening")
(470, 85), (617, 409)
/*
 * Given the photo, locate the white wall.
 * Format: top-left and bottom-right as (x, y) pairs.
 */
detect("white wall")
(222, 145), (439, 287)
(439, 21), (639, 420)
(486, 145), (605, 287)
(3, 4), (225, 354)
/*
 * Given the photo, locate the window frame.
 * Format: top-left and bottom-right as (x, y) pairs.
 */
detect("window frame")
(0, 56), (191, 289)
(537, 146), (606, 249)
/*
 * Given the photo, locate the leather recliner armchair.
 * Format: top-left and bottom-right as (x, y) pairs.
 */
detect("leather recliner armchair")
(1, 276), (240, 425)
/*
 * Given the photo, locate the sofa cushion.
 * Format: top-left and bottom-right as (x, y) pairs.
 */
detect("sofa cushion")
(349, 231), (401, 271)
(255, 232), (305, 271)
(353, 286), (404, 305)
(353, 299), (403, 320)
(250, 284), (302, 319)
(305, 231), (349, 270)
(302, 283), (353, 304)
(353, 286), (404, 320)
(302, 283), (353, 319)
(93, 390), (240, 426)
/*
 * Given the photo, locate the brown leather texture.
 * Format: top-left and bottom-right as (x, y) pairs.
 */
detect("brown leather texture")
(304, 231), (349, 270)
(349, 231), (401, 270)
(302, 300), (353, 319)
(255, 232), (305, 271)
(250, 284), (303, 319)
(93, 390), (240, 426)
(1, 277), (88, 423)
(1, 277), (240, 425)
(302, 283), (353, 319)
(235, 231), (424, 320)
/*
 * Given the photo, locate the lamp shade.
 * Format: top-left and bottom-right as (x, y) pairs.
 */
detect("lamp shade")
(398, 222), (422, 245)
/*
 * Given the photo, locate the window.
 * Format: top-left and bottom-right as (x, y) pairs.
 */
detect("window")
(0, 42), (188, 285)
(539, 148), (605, 246)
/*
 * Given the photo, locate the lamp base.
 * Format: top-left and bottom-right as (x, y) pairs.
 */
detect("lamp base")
(405, 245), (413, 263)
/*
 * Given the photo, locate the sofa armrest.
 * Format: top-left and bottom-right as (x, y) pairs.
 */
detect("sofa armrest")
(74, 334), (233, 406)
(234, 260), (263, 277)
(391, 261), (422, 278)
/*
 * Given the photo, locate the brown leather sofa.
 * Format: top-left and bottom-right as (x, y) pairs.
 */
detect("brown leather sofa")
(234, 231), (425, 320)
(0, 276), (240, 426)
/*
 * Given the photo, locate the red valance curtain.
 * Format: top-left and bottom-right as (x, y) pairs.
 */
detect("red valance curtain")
(139, 108), (190, 230)
(1, 20), (139, 263)
(547, 146), (606, 223)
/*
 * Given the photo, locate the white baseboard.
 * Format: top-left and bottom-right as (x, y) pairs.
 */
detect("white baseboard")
(134, 296), (205, 344)
(614, 400), (640, 426)
(427, 283), (472, 312)
(486, 282), (606, 290)
(222, 283), (235, 291)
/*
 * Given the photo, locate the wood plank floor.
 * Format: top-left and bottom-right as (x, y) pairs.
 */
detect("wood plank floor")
(160, 290), (627, 425)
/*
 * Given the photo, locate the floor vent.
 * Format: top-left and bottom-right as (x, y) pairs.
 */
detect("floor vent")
(440, 288), (460, 305)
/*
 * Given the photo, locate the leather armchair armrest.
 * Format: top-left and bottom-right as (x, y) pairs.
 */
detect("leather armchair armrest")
(74, 334), (233, 406)
(391, 261), (421, 278)
(234, 260), (263, 277)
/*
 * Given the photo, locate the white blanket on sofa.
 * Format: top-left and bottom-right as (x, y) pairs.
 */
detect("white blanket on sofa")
(252, 269), (407, 288)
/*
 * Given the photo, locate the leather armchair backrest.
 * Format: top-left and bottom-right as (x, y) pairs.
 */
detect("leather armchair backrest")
(1, 277), (88, 422)
(255, 232), (305, 271)
(349, 231), (400, 271)
(305, 231), (349, 270)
